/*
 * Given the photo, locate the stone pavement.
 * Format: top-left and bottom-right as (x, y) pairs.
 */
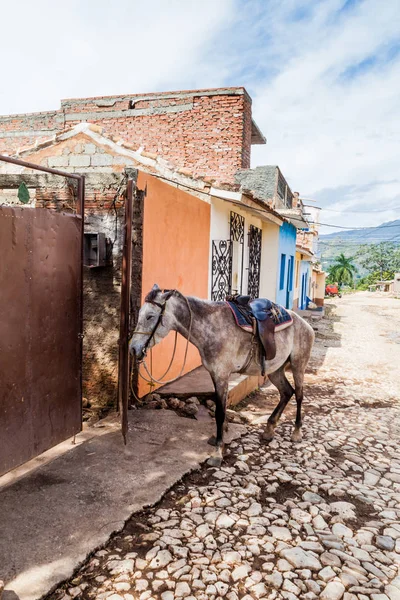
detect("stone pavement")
(43, 293), (400, 600)
(0, 411), (245, 600)
(4, 293), (400, 600)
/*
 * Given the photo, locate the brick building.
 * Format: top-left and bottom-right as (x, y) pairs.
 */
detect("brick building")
(0, 87), (265, 184)
(0, 87), (314, 412)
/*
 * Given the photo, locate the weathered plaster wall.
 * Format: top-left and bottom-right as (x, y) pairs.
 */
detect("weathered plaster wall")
(0, 88), (253, 184)
(137, 172), (211, 397)
(314, 271), (326, 306)
(259, 221), (280, 302)
(82, 211), (124, 413)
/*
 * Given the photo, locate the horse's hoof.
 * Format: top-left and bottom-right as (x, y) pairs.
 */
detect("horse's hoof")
(291, 428), (302, 443)
(207, 454), (223, 467)
(261, 425), (275, 443)
(207, 435), (217, 447)
(207, 446), (224, 467)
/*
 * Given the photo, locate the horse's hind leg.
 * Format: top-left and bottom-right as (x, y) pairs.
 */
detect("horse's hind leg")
(290, 361), (304, 443)
(290, 333), (313, 442)
(208, 375), (228, 467)
(262, 363), (294, 442)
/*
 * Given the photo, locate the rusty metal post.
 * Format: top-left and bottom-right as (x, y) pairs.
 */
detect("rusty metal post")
(118, 179), (134, 443)
(77, 175), (85, 416)
(0, 154), (83, 180)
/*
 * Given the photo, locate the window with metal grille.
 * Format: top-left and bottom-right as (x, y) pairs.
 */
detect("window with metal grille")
(280, 254), (286, 290)
(248, 225), (262, 299)
(230, 211), (245, 295)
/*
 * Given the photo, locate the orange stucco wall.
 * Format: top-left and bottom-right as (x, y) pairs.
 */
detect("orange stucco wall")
(137, 172), (211, 397)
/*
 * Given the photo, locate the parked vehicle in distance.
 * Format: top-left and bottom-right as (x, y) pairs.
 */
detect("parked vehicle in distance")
(325, 284), (342, 298)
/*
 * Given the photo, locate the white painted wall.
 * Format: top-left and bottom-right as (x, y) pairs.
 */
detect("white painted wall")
(209, 195), (280, 301)
(394, 273), (400, 294)
(259, 221), (279, 301)
(293, 254), (301, 307)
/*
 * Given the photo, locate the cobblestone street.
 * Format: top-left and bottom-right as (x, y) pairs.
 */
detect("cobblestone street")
(51, 293), (400, 600)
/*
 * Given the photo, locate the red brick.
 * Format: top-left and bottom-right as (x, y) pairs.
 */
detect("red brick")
(0, 88), (256, 183)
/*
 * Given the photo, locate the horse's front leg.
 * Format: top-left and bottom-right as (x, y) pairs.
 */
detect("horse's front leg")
(207, 375), (229, 467)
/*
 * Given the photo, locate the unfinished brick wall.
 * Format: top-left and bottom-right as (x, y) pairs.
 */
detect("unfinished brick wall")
(0, 88), (253, 183)
(0, 110), (63, 155)
(35, 185), (125, 414)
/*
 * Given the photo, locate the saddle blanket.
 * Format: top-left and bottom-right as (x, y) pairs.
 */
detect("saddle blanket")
(226, 298), (293, 333)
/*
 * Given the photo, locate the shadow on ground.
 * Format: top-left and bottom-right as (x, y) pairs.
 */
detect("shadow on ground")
(306, 302), (342, 374)
(227, 302), (343, 428)
(0, 411), (245, 600)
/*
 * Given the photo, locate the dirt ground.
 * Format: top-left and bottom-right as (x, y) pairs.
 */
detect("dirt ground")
(46, 292), (400, 600)
(238, 291), (400, 425)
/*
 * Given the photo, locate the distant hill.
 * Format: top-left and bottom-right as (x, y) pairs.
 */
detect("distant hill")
(319, 219), (400, 274)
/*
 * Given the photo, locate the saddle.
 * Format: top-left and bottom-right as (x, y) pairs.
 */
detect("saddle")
(226, 295), (293, 362)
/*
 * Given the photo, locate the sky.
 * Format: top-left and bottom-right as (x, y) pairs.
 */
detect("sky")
(1, 0), (399, 233)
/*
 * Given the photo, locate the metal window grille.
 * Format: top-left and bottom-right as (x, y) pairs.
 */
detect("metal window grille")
(211, 240), (232, 301)
(230, 211), (245, 294)
(248, 225), (262, 299)
(230, 211), (245, 243)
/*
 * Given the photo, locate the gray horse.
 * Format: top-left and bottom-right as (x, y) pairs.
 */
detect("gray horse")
(130, 284), (315, 466)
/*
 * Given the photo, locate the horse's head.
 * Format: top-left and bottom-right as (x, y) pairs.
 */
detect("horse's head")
(129, 284), (176, 360)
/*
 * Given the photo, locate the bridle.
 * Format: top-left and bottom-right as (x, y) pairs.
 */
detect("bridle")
(131, 290), (193, 387)
(134, 298), (168, 361)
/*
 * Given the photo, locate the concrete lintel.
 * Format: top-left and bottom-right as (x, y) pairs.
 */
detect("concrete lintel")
(0, 110), (59, 123)
(211, 190), (283, 226)
(64, 103), (194, 122)
(61, 88), (245, 108)
(210, 187), (242, 202)
(0, 129), (58, 139)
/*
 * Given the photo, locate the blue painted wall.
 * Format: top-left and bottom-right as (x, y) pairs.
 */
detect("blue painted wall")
(276, 221), (297, 308)
(298, 260), (311, 309)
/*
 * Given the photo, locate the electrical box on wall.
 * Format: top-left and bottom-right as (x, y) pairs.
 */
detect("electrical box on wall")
(84, 232), (107, 267)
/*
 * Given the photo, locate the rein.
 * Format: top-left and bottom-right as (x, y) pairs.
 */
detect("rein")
(135, 299), (167, 357)
(133, 291), (194, 387)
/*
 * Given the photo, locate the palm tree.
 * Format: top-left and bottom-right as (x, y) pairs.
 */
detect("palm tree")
(328, 253), (357, 286)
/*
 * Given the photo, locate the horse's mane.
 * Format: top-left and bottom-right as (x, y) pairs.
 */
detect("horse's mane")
(144, 288), (160, 304)
(144, 287), (225, 312)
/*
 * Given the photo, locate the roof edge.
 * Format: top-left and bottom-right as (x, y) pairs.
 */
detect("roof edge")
(251, 119), (266, 145)
(60, 87), (248, 106)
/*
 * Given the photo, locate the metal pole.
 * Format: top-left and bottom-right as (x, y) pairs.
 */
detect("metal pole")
(118, 179), (134, 444)
(0, 154), (82, 180)
(77, 176), (85, 422)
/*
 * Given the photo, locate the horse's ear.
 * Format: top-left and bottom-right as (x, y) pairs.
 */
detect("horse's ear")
(162, 289), (175, 301)
(152, 283), (160, 292)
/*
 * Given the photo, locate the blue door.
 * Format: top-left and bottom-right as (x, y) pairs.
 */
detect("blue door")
(286, 256), (293, 308)
(300, 273), (306, 309)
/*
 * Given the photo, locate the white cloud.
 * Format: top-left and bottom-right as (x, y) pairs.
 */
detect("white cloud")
(1, 0), (399, 230)
(248, 0), (400, 228)
(0, 0), (234, 114)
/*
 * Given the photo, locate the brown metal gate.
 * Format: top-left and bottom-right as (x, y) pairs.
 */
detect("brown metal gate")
(0, 156), (84, 476)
